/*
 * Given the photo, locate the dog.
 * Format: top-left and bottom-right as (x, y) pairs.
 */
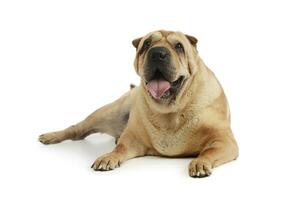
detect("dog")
(39, 30), (239, 178)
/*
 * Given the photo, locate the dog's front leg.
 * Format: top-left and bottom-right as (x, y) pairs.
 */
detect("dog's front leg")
(189, 128), (239, 178)
(91, 130), (147, 171)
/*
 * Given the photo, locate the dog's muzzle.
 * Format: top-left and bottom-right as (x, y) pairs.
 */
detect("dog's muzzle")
(144, 47), (185, 100)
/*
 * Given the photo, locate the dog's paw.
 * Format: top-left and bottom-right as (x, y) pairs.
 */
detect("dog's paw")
(38, 132), (63, 145)
(91, 153), (121, 171)
(188, 157), (212, 178)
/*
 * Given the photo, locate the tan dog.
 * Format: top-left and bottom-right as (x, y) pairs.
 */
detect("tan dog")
(39, 30), (238, 178)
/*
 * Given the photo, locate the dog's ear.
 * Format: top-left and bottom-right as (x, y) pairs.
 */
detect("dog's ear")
(132, 37), (142, 49)
(185, 34), (198, 47)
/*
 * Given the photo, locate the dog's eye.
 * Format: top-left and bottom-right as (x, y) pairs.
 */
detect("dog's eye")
(175, 42), (184, 52)
(140, 39), (151, 54)
(143, 39), (151, 49)
(144, 40), (151, 48)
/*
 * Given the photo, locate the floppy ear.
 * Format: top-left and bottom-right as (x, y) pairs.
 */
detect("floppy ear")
(132, 37), (142, 48)
(185, 34), (198, 47)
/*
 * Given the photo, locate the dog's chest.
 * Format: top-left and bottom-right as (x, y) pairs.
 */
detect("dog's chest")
(146, 115), (201, 156)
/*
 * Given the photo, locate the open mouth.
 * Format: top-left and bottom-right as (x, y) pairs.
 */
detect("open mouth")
(145, 71), (185, 100)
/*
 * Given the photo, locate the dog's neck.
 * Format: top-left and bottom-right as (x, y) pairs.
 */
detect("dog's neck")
(139, 71), (203, 130)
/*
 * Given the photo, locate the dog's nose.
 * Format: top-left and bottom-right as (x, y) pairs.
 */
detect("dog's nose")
(148, 47), (170, 63)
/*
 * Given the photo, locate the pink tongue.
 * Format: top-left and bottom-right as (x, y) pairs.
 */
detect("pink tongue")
(146, 79), (171, 99)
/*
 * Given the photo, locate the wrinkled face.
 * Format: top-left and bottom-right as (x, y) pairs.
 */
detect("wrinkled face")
(133, 30), (198, 110)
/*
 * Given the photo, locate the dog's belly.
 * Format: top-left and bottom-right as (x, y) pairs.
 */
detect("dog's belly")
(148, 125), (200, 157)
(141, 113), (203, 157)
(151, 134), (193, 156)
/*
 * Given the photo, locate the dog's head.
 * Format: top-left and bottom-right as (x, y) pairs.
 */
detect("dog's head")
(132, 30), (199, 112)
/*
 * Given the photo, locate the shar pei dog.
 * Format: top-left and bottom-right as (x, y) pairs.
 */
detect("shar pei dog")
(39, 30), (239, 178)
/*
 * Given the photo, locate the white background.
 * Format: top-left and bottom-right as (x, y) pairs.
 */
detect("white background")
(0, 0), (299, 199)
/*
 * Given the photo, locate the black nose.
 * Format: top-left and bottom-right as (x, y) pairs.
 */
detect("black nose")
(148, 47), (170, 63)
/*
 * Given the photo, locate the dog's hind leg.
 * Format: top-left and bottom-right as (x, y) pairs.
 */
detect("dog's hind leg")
(39, 87), (136, 145)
